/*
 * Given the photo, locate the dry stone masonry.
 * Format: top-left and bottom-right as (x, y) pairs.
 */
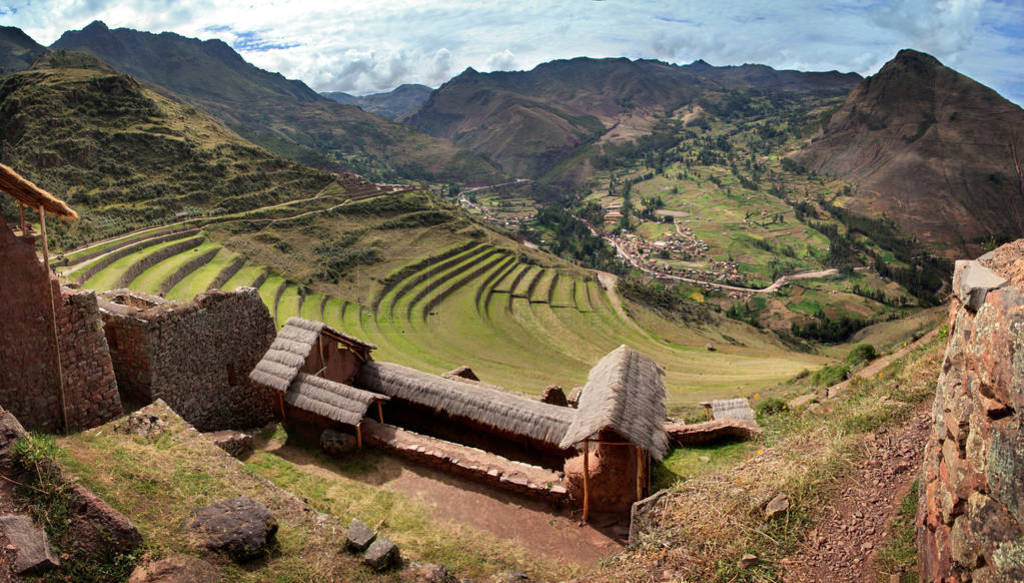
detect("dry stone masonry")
(918, 240), (1024, 581)
(98, 288), (277, 431)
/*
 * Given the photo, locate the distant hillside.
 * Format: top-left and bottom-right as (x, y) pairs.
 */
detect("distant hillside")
(322, 84), (433, 120)
(407, 57), (860, 179)
(52, 22), (502, 184)
(0, 50), (334, 248)
(0, 25), (47, 75)
(794, 49), (1024, 256)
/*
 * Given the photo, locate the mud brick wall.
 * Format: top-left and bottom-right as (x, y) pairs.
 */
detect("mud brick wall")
(0, 218), (121, 431)
(99, 288), (277, 431)
(918, 241), (1024, 581)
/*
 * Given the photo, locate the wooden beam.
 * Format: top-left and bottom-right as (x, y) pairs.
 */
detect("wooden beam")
(40, 206), (68, 433)
(278, 393), (287, 421)
(356, 424), (363, 449)
(582, 439), (591, 523)
(317, 336), (326, 374)
(376, 400), (384, 424)
(19, 203), (25, 235)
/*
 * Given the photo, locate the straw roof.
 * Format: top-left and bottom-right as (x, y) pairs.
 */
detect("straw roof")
(284, 373), (386, 426)
(356, 361), (577, 447)
(249, 317), (376, 392)
(0, 163), (77, 219)
(559, 345), (669, 459)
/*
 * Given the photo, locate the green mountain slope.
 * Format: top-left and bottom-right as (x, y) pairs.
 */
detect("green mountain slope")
(51, 22), (502, 184)
(793, 49), (1024, 257)
(407, 57), (860, 179)
(0, 50), (334, 249)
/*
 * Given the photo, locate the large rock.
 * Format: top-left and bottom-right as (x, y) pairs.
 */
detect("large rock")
(0, 514), (59, 574)
(206, 430), (253, 458)
(128, 553), (219, 583)
(321, 429), (358, 456)
(346, 518), (376, 552)
(363, 536), (399, 570)
(404, 562), (457, 583)
(0, 409), (26, 468)
(115, 411), (167, 440)
(955, 260), (1007, 312)
(665, 418), (763, 447)
(539, 385), (568, 406)
(185, 497), (277, 562)
(67, 483), (144, 560)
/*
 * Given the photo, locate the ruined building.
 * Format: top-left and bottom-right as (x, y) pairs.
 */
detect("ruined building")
(0, 164), (122, 431)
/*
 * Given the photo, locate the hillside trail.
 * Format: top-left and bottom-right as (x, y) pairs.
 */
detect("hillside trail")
(595, 271), (645, 334)
(782, 408), (930, 582)
(826, 328), (939, 398)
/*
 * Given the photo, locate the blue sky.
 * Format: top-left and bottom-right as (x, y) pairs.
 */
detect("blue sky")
(1, 0), (1022, 105)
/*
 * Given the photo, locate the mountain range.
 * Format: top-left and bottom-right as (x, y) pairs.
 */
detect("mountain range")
(322, 84), (433, 120)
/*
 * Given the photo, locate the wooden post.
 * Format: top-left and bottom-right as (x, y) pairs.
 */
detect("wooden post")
(635, 446), (644, 500)
(582, 439), (591, 523)
(39, 206), (68, 433)
(376, 401), (384, 424)
(318, 336), (326, 374)
(278, 393), (287, 421)
(19, 203), (25, 235)
(356, 424), (363, 449)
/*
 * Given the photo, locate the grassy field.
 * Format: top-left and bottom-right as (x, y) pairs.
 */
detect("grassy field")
(69, 225), (825, 410)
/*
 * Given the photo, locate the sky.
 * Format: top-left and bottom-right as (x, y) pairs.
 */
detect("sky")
(1, 0), (1022, 105)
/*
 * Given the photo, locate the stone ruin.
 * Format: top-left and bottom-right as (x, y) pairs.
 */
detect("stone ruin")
(918, 240), (1024, 580)
(97, 288), (278, 431)
(0, 216), (122, 431)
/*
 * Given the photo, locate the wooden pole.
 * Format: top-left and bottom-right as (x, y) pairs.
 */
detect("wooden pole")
(19, 203), (25, 235)
(376, 401), (384, 424)
(356, 424), (363, 449)
(40, 206), (68, 433)
(278, 393), (287, 421)
(318, 336), (326, 374)
(635, 446), (643, 500)
(582, 439), (591, 523)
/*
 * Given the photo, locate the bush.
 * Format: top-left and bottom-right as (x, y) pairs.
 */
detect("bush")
(847, 343), (877, 366)
(755, 397), (788, 420)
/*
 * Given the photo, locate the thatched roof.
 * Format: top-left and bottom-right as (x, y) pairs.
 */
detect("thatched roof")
(703, 398), (755, 422)
(285, 373), (387, 426)
(249, 317), (375, 392)
(356, 361), (577, 447)
(559, 345), (669, 459)
(0, 163), (77, 219)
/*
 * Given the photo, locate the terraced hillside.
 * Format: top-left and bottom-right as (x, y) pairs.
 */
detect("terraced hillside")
(67, 217), (824, 410)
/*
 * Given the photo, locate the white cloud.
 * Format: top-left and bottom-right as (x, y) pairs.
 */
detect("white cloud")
(0, 0), (1018, 103)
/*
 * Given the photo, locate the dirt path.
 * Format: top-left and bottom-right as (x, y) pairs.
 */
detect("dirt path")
(783, 409), (930, 582)
(595, 271), (645, 333)
(264, 443), (622, 569)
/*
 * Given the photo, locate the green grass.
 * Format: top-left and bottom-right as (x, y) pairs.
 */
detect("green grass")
(876, 480), (920, 581)
(128, 242), (221, 294)
(165, 247), (234, 301)
(81, 237), (199, 291)
(652, 440), (757, 491)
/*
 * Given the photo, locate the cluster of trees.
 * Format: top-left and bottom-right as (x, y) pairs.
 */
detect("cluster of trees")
(533, 204), (624, 273)
(790, 311), (870, 343)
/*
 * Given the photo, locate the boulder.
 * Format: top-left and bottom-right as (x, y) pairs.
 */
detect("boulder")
(443, 366), (479, 381)
(346, 518), (376, 552)
(185, 497), (277, 562)
(321, 429), (358, 456)
(363, 536), (399, 570)
(67, 483), (144, 560)
(128, 553), (219, 583)
(665, 418), (763, 447)
(956, 260), (1007, 312)
(539, 385), (567, 406)
(116, 411), (167, 440)
(0, 409), (26, 468)
(0, 514), (58, 574)
(206, 430), (253, 458)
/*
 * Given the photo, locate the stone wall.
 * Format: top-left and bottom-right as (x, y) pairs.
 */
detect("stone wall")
(98, 287), (277, 431)
(0, 217), (121, 431)
(918, 240), (1024, 581)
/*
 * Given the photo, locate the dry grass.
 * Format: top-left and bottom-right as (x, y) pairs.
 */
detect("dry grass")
(591, 338), (943, 582)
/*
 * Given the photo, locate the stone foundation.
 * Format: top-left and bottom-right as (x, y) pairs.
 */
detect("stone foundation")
(918, 242), (1024, 581)
(98, 288), (277, 431)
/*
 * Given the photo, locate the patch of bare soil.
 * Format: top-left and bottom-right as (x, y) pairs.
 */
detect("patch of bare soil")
(270, 443), (623, 568)
(782, 410), (930, 582)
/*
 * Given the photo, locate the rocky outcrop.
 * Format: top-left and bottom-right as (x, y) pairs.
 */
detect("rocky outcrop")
(918, 242), (1024, 581)
(185, 497), (278, 562)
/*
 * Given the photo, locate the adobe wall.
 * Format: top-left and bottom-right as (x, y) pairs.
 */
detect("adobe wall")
(98, 287), (277, 431)
(564, 429), (645, 515)
(918, 240), (1024, 581)
(0, 217), (121, 431)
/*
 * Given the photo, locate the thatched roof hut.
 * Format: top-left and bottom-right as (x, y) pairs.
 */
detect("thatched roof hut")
(249, 317), (376, 392)
(0, 163), (76, 219)
(559, 345), (669, 459)
(356, 361), (577, 447)
(285, 372), (388, 426)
